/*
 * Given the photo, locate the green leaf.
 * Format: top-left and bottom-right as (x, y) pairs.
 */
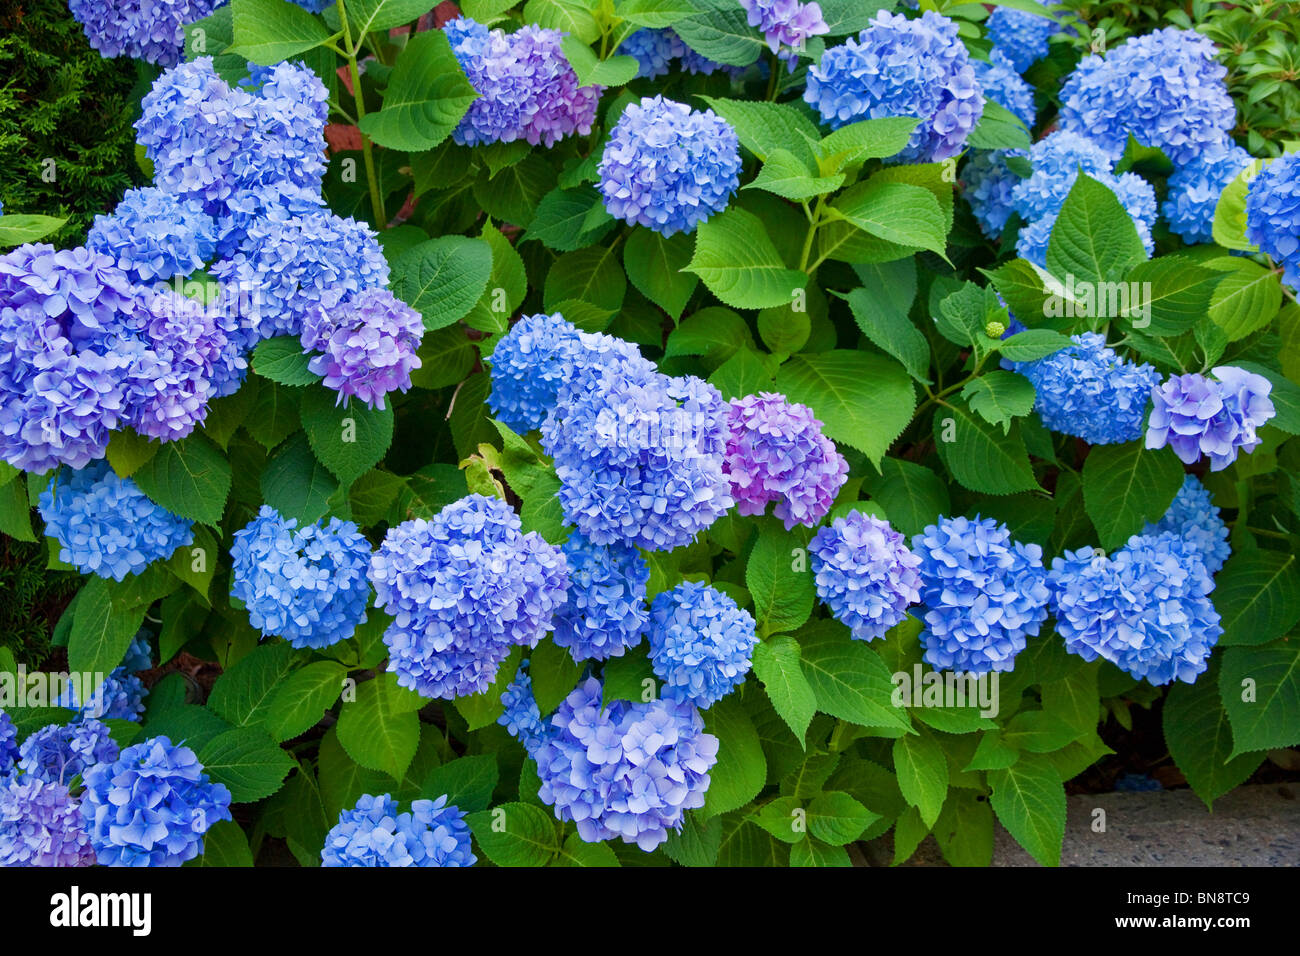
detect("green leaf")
(828, 180), (948, 259)
(750, 795), (806, 844)
(844, 287), (931, 385)
(252, 336), (319, 386)
(198, 728), (295, 803)
(0, 214), (68, 247)
(1045, 174), (1147, 285)
(105, 429), (159, 478)
(543, 244), (627, 327)
(798, 621), (911, 732)
(554, 832), (621, 866)
(467, 802), (560, 866)
(807, 791), (879, 846)
(893, 733), (948, 827)
(132, 433), (232, 526)
(818, 117), (919, 168)
(336, 673), (423, 779)
(1002, 710), (1079, 753)
(965, 98), (1031, 152)
(961, 371), (1036, 432)
(266, 661), (347, 743)
(860, 459), (950, 538)
(455, 645), (524, 731)
(708, 347), (774, 401)
(317, 727), (391, 819)
(752, 636), (818, 742)
(260, 433), (339, 525)
(227, 0), (332, 64)
(775, 350), (916, 467)
(746, 149), (844, 201)
(616, 0), (697, 27)
(1232, 362), (1300, 435)
(701, 695), (766, 819)
(1220, 644), (1300, 757)
(1212, 158), (1265, 252)
(473, 153), (558, 226)
(988, 755), (1065, 867)
(746, 520), (814, 636)
(299, 386), (395, 488)
(523, 0), (599, 42)
(528, 639), (583, 716)
(674, 5), (766, 67)
(465, 220), (527, 334)
(411, 325), (477, 389)
(0, 477), (34, 542)
(602, 648), (657, 705)
(208, 642), (299, 730)
(697, 97), (820, 166)
(996, 328), (1072, 362)
(422, 754), (499, 812)
(187, 819), (255, 867)
(559, 36), (639, 87)
(1164, 659), (1264, 809)
(623, 228), (698, 319)
(664, 307), (754, 366)
(347, 0), (436, 35)
(1207, 258), (1283, 341)
(933, 788), (994, 866)
(1124, 256), (1225, 337)
(358, 30), (479, 151)
(685, 207), (807, 310)
(68, 578), (148, 695)
(1213, 550), (1300, 647)
(392, 236), (494, 331)
(245, 380), (301, 450)
(526, 186), (614, 252)
(933, 403), (1038, 495)
(662, 814), (722, 866)
(1081, 441), (1184, 550)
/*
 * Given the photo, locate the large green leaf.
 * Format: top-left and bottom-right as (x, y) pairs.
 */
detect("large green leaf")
(988, 754), (1065, 867)
(467, 801), (560, 866)
(299, 386), (395, 488)
(697, 97), (820, 167)
(358, 30), (479, 151)
(266, 661), (347, 743)
(933, 403), (1037, 495)
(828, 180), (948, 259)
(752, 636), (818, 743)
(746, 520), (814, 636)
(685, 207), (807, 310)
(860, 458), (950, 538)
(198, 728), (295, 803)
(701, 695), (766, 819)
(260, 433), (339, 525)
(208, 642), (299, 729)
(336, 673), (424, 779)
(844, 286), (930, 384)
(797, 621), (911, 732)
(623, 228), (698, 319)
(67, 578), (148, 695)
(227, 0), (331, 64)
(1081, 442), (1184, 550)
(1164, 660), (1264, 809)
(392, 236), (494, 331)
(1219, 644), (1300, 756)
(132, 433), (232, 527)
(1045, 175), (1147, 285)
(1214, 550), (1300, 647)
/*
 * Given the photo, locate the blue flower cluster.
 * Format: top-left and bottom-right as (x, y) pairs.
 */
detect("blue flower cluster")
(498, 661), (548, 755)
(963, 148), (1026, 239)
(810, 511), (922, 642)
(911, 516), (1050, 673)
(67, 633), (152, 721)
(553, 534), (649, 662)
(0, 711), (17, 776)
(648, 582), (757, 709)
(86, 186), (217, 284)
(985, 5), (1056, 74)
(598, 95), (742, 236)
(230, 505), (372, 650)
(1050, 532), (1221, 684)
(534, 677), (718, 850)
(619, 28), (686, 79)
(487, 312), (653, 434)
(321, 793), (475, 867)
(39, 462), (194, 582)
(805, 10), (983, 163)
(1165, 139), (1252, 245)
(1146, 367), (1276, 471)
(69, 0), (224, 67)
(368, 495), (569, 700)
(1010, 332), (1161, 445)
(1058, 28), (1235, 166)
(1245, 151), (1300, 291)
(1141, 475), (1231, 575)
(80, 736), (232, 867)
(972, 50), (1036, 129)
(0, 777), (96, 867)
(739, 0), (829, 69)
(446, 18), (600, 148)
(541, 350), (734, 552)
(16, 719), (118, 787)
(301, 288), (425, 411)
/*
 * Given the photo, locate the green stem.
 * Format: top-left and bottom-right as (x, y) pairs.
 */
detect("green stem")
(798, 197), (825, 274)
(765, 51), (783, 101)
(827, 719), (851, 753)
(337, 0), (387, 228)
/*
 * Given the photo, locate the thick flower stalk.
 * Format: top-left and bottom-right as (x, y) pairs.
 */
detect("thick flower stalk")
(810, 512), (922, 642)
(805, 10), (983, 163)
(230, 505), (372, 650)
(534, 677), (718, 850)
(321, 794), (475, 867)
(552, 534), (649, 663)
(39, 462), (194, 582)
(301, 288), (424, 411)
(1146, 367), (1276, 471)
(648, 582), (757, 709)
(911, 516), (1050, 674)
(598, 95), (742, 236)
(368, 495), (569, 700)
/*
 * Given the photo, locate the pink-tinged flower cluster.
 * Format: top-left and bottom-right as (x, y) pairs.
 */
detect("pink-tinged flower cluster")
(301, 289), (425, 411)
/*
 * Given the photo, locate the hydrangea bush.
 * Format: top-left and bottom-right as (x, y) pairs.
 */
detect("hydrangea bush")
(0, 0), (1297, 870)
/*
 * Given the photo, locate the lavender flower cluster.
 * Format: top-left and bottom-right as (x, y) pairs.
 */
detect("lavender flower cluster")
(1146, 367), (1276, 471)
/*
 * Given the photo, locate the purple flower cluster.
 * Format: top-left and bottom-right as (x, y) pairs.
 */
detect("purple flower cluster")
(321, 793), (475, 867)
(648, 582), (757, 709)
(552, 534), (649, 662)
(1146, 367), (1276, 471)
(1245, 151), (1300, 291)
(723, 392), (848, 530)
(80, 736), (232, 867)
(810, 512), (922, 642)
(598, 96), (742, 236)
(805, 10), (983, 163)
(1165, 139), (1253, 245)
(16, 718), (118, 787)
(230, 505), (372, 650)
(0, 777), (96, 867)
(1142, 475), (1231, 575)
(1058, 28), (1235, 166)
(301, 288), (424, 411)
(1010, 332), (1161, 445)
(69, 0), (224, 67)
(1050, 532), (1221, 684)
(541, 351), (734, 552)
(39, 462), (194, 582)
(446, 18), (600, 148)
(739, 0), (829, 70)
(912, 516), (1050, 674)
(368, 495), (569, 700)
(534, 677), (718, 850)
